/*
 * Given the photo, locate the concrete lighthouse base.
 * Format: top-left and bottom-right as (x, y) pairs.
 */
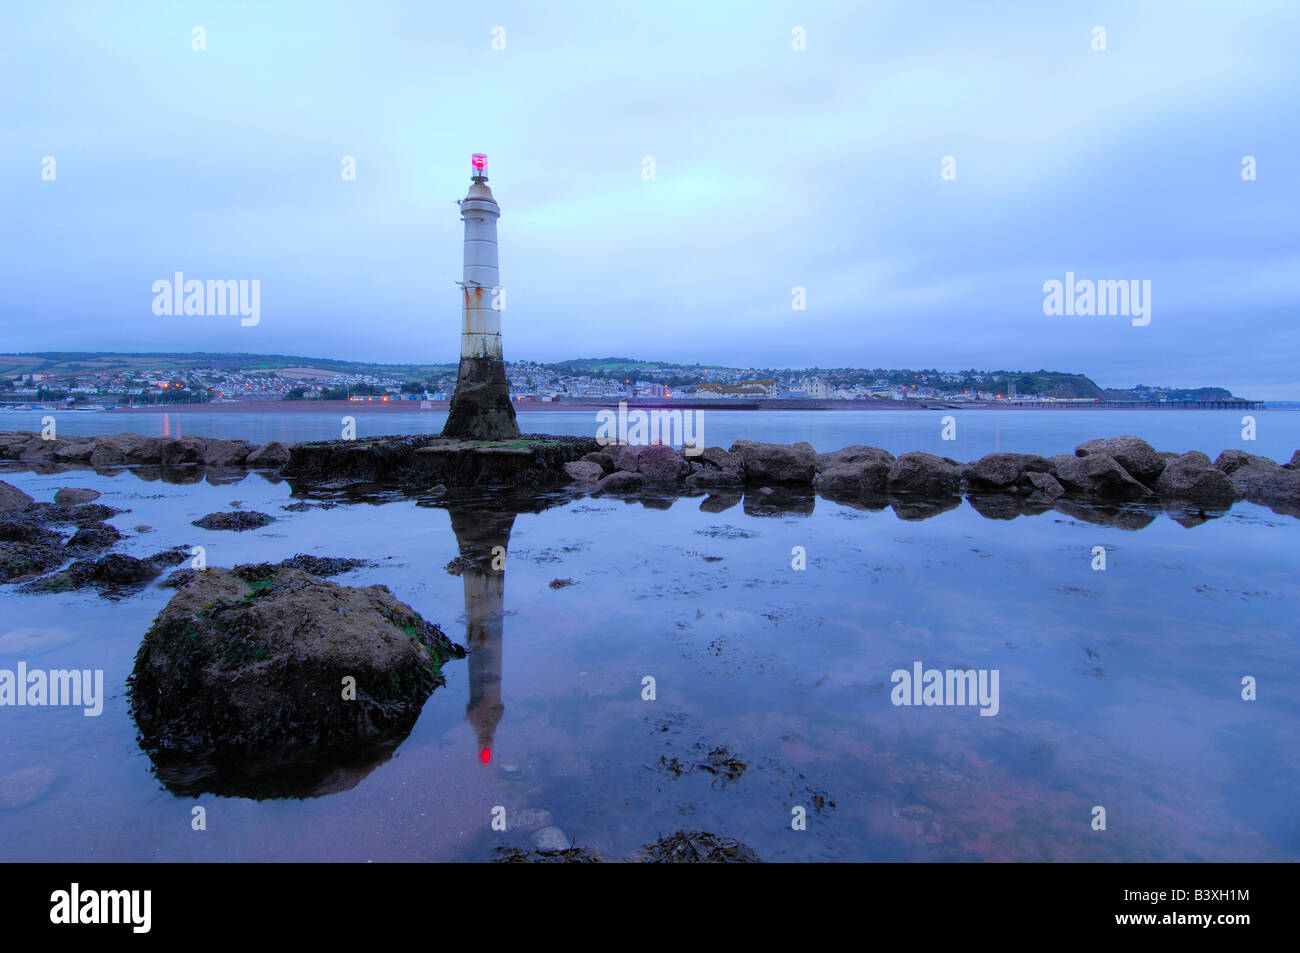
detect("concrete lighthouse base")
(442, 357), (521, 440)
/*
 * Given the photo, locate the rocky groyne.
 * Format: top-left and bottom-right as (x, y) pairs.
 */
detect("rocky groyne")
(564, 435), (1300, 522)
(3, 430), (1298, 524)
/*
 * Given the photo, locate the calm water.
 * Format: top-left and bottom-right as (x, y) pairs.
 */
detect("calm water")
(3, 407), (1297, 461)
(1, 432), (1297, 861)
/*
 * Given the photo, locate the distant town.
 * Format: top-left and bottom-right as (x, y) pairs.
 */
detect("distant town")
(0, 352), (1252, 409)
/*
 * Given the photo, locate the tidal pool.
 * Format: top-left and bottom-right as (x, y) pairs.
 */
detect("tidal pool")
(1, 463), (1296, 861)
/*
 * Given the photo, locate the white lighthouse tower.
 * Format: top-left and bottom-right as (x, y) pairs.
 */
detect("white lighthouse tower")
(443, 153), (520, 440)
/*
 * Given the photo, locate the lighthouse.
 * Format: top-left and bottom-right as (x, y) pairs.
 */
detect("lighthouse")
(442, 153), (521, 440)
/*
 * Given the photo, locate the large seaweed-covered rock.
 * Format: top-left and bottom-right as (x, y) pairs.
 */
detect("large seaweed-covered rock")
(128, 566), (465, 798)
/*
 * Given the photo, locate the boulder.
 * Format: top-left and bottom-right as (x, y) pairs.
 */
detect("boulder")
(604, 444), (644, 473)
(0, 433), (33, 459)
(161, 435), (207, 467)
(124, 435), (166, 463)
(64, 522), (122, 555)
(18, 436), (56, 462)
(1054, 453), (1152, 500)
(1024, 470), (1066, 500)
(595, 471), (647, 493)
(128, 565), (465, 798)
(962, 452), (1055, 490)
(88, 553), (162, 586)
(192, 511), (275, 531)
(202, 439), (253, 468)
(637, 830), (761, 863)
(685, 468), (743, 490)
(563, 461), (605, 484)
(815, 445), (895, 471)
(578, 451), (615, 472)
(245, 441), (292, 468)
(52, 438), (95, 462)
(0, 480), (34, 512)
(90, 433), (164, 465)
(1074, 435), (1165, 485)
(89, 442), (126, 468)
(1214, 451), (1300, 509)
(1285, 450), (1300, 471)
(1213, 450), (1278, 474)
(728, 440), (817, 484)
(54, 487), (101, 505)
(1174, 450), (1213, 467)
(24, 553), (162, 595)
(817, 458), (892, 498)
(635, 445), (688, 484)
(887, 452), (962, 497)
(699, 446), (742, 471)
(1155, 453), (1240, 507)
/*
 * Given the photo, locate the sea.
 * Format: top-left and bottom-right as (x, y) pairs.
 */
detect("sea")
(0, 408), (1297, 861)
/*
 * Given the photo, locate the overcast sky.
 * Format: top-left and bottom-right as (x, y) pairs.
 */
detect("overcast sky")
(2, 1), (1297, 396)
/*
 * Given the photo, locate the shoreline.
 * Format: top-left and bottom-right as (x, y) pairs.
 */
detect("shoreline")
(3, 399), (1275, 415)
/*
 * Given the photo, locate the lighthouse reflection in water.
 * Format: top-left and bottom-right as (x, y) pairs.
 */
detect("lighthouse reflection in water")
(447, 502), (517, 766)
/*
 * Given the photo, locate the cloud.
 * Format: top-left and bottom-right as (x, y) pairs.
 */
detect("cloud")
(1, 0), (1296, 397)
